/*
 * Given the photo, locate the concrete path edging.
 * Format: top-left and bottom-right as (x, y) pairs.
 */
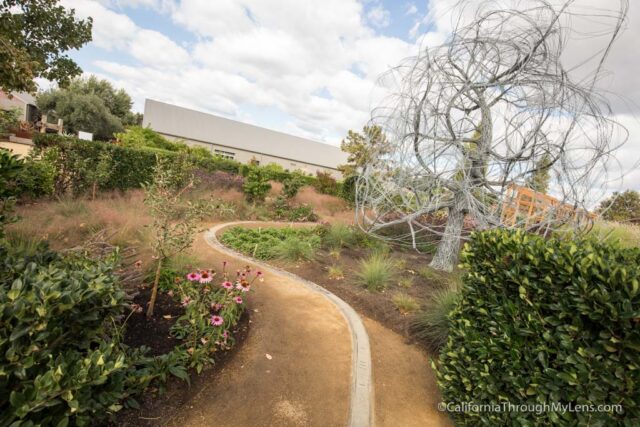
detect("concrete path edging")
(204, 221), (374, 427)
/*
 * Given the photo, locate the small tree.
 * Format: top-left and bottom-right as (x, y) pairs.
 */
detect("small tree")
(282, 172), (305, 199)
(598, 190), (640, 223)
(242, 167), (271, 203)
(85, 151), (113, 200)
(0, 0), (92, 93)
(144, 157), (202, 317)
(525, 153), (552, 194)
(0, 108), (20, 137)
(338, 125), (389, 177)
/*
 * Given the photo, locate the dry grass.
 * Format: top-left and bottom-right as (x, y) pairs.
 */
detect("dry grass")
(293, 187), (351, 222)
(10, 190), (153, 259)
(392, 293), (420, 314)
(327, 265), (345, 280)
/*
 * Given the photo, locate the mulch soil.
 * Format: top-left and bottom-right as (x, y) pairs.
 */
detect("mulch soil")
(272, 246), (452, 341)
(109, 286), (251, 426)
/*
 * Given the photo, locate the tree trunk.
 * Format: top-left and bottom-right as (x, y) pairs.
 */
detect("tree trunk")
(430, 196), (466, 272)
(147, 258), (163, 318)
(92, 182), (97, 201)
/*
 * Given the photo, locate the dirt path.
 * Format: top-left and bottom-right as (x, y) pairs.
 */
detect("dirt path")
(166, 221), (451, 427)
(163, 223), (357, 427)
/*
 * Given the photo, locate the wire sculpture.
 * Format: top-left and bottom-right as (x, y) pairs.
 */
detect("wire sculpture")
(356, 0), (632, 271)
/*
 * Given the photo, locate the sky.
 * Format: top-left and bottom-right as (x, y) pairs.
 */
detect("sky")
(55, 0), (640, 193)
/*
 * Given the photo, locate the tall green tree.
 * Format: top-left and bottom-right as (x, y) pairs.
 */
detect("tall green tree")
(598, 190), (640, 223)
(525, 153), (552, 194)
(37, 76), (138, 140)
(338, 125), (389, 177)
(0, 0), (92, 93)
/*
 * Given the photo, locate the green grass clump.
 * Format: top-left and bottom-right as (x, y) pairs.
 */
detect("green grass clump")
(4, 230), (46, 256)
(398, 277), (414, 288)
(220, 226), (320, 260)
(411, 287), (459, 351)
(273, 236), (319, 262)
(355, 253), (396, 291)
(323, 223), (357, 249)
(392, 293), (420, 314)
(327, 265), (344, 280)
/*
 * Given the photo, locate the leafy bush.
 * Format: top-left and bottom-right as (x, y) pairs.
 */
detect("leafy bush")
(411, 287), (458, 351)
(15, 155), (56, 198)
(32, 134), (241, 196)
(116, 126), (183, 152)
(282, 173), (306, 199)
(355, 253), (396, 291)
(195, 169), (244, 191)
(0, 245), (132, 426)
(437, 229), (640, 426)
(242, 167), (272, 203)
(313, 171), (339, 195)
(273, 236), (320, 262)
(220, 226), (321, 260)
(0, 108), (20, 136)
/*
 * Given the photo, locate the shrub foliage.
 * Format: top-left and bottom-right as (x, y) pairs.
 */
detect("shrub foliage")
(437, 229), (640, 426)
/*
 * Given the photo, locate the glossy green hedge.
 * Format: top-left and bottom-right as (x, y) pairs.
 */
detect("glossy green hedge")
(33, 134), (242, 194)
(437, 229), (640, 426)
(0, 244), (131, 426)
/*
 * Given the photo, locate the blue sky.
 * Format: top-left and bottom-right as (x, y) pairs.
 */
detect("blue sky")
(59, 0), (440, 145)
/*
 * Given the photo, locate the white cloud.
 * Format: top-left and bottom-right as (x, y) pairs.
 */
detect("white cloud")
(63, 0), (189, 68)
(406, 3), (418, 15)
(367, 4), (391, 28)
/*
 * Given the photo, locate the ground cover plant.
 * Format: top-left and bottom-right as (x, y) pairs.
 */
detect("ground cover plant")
(220, 226), (321, 260)
(437, 229), (640, 426)
(354, 252), (396, 291)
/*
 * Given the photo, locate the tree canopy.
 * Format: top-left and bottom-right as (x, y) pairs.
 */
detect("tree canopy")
(37, 76), (140, 140)
(0, 0), (92, 93)
(598, 190), (640, 223)
(338, 125), (389, 177)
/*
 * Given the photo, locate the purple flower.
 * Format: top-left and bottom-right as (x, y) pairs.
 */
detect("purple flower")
(187, 272), (201, 282)
(234, 296), (243, 304)
(210, 315), (224, 326)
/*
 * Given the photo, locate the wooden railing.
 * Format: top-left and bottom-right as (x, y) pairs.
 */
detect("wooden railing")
(500, 184), (594, 227)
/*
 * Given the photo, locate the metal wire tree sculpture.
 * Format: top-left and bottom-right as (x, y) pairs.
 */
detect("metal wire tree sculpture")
(356, 0), (630, 271)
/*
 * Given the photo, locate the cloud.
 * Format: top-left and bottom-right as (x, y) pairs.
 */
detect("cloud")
(367, 4), (391, 28)
(406, 3), (418, 15)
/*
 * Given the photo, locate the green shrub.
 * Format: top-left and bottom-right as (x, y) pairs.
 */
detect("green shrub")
(437, 229), (640, 426)
(242, 167), (272, 203)
(411, 286), (458, 351)
(323, 223), (357, 249)
(282, 173), (306, 199)
(0, 108), (20, 136)
(355, 253), (396, 291)
(15, 155), (56, 198)
(274, 236), (320, 262)
(313, 171), (339, 195)
(0, 244), (132, 426)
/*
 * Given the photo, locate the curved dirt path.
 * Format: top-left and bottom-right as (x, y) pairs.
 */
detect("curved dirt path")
(166, 221), (451, 427)
(163, 221), (372, 427)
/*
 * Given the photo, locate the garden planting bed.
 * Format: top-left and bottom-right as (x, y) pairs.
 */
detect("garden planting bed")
(219, 224), (458, 342)
(114, 285), (251, 426)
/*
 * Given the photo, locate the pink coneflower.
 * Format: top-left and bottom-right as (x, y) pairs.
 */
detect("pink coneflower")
(222, 330), (229, 339)
(187, 272), (201, 282)
(221, 281), (233, 290)
(199, 271), (213, 284)
(236, 281), (250, 292)
(213, 303), (223, 311)
(210, 315), (224, 326)
(234, 296), (243, 304)
(181, 296), (192, 307)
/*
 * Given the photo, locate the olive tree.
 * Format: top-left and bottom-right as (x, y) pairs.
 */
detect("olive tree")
(356, 0), (630, 271)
